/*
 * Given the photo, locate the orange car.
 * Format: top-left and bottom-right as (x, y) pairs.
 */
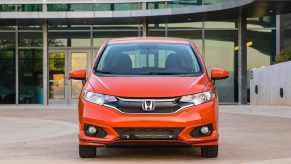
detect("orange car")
(69, 37), (229, 158)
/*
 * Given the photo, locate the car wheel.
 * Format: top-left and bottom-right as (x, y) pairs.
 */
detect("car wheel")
(79, 145), (96, 158)
(201, 145), (218, 158)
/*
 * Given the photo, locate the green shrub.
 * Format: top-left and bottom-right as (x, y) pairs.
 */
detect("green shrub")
(274, 51), (291, 64)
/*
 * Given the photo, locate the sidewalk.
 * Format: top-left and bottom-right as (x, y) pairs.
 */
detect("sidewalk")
(1, 105), (291, 164)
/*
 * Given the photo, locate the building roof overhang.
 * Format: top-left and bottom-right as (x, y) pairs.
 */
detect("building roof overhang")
(1, 0), (291, 25)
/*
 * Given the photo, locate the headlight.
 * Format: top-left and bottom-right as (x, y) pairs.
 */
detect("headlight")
(82, 90), (117, 105)
(180, 90), (215, 105)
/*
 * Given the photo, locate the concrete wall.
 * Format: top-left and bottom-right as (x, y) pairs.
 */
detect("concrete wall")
(250, 61), (291, 106)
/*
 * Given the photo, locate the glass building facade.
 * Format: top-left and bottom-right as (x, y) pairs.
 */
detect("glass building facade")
(0, 1), (282, 105)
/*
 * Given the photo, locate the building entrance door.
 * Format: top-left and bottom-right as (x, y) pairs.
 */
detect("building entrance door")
(48, 49), (90, 104)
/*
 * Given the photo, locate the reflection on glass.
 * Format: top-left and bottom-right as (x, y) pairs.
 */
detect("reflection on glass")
(71, 53), (87, 99)
(69, 4), (92, 11)
(147, 2), (167, 9)
(168, 22), (202, 29)
(93, 31), (138, 47)
(0, 5), (16, 11)
(49, 52), (65, 99)
(0, 32), (16, 104)
(205, 20), (236, 29)
(167, 30), (202, 52)
(19, 49), (43, 104)
(168, 0), (203, 8)
(48, 32), (90, 47)
(114, 3), (141, 10)
(18, 4), (42, 12)
(204, 0), (231, 5)
(205, 30), (238, 102)
(19, 32), (43, 47)
(247, 16), (276, 28)
(48, 4), (68, 11)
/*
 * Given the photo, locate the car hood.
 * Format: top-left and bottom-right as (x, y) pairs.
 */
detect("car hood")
(88, 74), (209, 97)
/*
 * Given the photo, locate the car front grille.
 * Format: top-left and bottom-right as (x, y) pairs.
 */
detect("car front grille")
(115, 128), (183, 140)
(104, 97), (193, 114)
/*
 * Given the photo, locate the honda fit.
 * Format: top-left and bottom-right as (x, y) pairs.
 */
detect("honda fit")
(69, 37), (229, 158)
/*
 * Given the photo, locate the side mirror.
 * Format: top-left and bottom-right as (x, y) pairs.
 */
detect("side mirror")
(211, 68), (229, 80)
(69, 68), (86, 80)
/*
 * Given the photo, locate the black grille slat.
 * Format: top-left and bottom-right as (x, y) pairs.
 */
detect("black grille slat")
(115, 128), (183, 140)
(105, 97), (192, 114)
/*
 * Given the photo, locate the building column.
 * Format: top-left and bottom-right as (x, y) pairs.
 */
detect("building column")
(238, 14), (248, 104)
(43, 20), (48, 105)
(142, 18), (148, 37)
(142, 2), (148, 37)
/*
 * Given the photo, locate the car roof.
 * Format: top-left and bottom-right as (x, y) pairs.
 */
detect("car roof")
(107, 37), (192, 44)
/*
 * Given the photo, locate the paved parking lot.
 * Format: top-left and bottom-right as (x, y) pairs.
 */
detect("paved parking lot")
(0, 105), (291, 164)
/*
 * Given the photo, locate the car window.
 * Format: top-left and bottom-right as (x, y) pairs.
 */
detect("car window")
(95, 42), (203, 76)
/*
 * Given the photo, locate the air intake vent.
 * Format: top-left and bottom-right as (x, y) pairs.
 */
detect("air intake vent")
(115, 128), (183, 140)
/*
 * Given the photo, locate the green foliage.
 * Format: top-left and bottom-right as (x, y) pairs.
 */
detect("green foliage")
(274, 51), (291, 64)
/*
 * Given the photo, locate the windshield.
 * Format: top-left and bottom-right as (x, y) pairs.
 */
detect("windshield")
(95, 42), (203, 76)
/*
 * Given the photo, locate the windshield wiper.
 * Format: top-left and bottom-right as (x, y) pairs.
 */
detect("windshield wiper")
(94, 70), (113, 74)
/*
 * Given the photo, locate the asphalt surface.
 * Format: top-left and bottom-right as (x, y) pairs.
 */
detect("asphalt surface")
(0, 105), (291, 164)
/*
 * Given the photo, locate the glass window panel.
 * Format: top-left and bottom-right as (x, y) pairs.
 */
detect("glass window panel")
(71, 53), (87, 99)
(18, 25), (42, 30)
(48, 25), (90, 30)
(247, 29), (276, 70)
(149, 24), (166, 37)
(18, 4), (43, 12)
(94, 4), (111, 11)
(281, 14), (291, 29)
(48, 4), (68, 11)
(147, 2), (167, 9)
(93, 25), (139, 30)
(205, 20), (236, 29)
(0, 32), (16, 104)
(49, 32), (90, 47)
(114, 3), (141, 10)
(167, 30), (202, 53)
(69, 4), (92, 11)
(168, 0), (203, 8)
(205, 30), (238, 103)
(204, 0), (231, 5)
(0, 5), (16, 11)
(49, 52), (65, 99)
(168, 22), (202, 29)
(0, 26), (16, 30)
(19, 32), (43, 47)
(0, 20), (16, 30)
(247, 16), (276, 28)
(282, 27), (291, 50)
(19, 49), (43, 104)
(93, 31), (138, 47)
(148, 30), (165, 37)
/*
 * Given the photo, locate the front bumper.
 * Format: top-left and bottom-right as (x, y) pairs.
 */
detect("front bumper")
(78, 97), (219, 147)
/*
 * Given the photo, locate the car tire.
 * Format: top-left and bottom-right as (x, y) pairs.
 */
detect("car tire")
(79, 145), (96, 158)
(201, 145), (218, 158)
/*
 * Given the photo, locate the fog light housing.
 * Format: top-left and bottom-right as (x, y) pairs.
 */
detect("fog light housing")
(88, 126), (97, 135)
(85, 124), (107, 138)
(200, 126), (210, 135)
(190, 124), (213, 138)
